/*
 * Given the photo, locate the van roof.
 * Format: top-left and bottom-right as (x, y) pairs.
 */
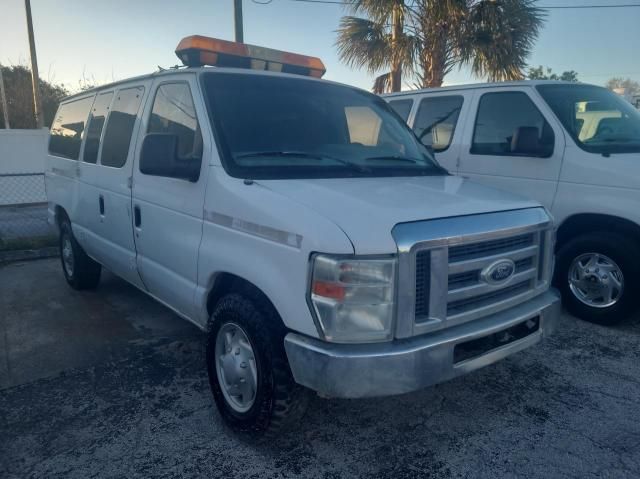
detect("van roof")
(382, 80), (597, 98)
(61, 66), (353, 102)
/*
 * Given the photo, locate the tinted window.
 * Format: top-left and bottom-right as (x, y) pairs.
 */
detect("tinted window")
(83, 92), (113, 164)
(48, 96), (93, 160)
(147, 83), (202, 161)
(202, 73), (442, 180)
(101, 87), (144, 168)
(388, 99), (413, 122)
(413, 96), (463, 152)
(537, 84), (640, 154)
(471, 92), (554, 157)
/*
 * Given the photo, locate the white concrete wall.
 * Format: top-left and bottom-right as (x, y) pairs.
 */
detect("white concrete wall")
(0, 129), (48, 174)
(0, 129), (49, 205)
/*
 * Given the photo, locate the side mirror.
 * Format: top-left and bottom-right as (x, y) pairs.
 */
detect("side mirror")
(140, 133), (201, 182)
(510, 126), (542, 156)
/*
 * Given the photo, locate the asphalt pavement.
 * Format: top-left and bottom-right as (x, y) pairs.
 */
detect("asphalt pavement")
(1, 259), (640, 478)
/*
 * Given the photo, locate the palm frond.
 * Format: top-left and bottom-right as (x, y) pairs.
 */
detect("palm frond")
(345, 0), (410, 23)
(463, 0), (546, 81)
(336, 16), (418, 77)
(372, 72), (393, 94)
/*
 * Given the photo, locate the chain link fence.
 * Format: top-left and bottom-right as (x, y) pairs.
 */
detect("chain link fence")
(0, 173), (56, 254)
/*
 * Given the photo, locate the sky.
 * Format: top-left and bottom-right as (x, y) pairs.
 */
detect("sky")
(1, 0), (639, 93)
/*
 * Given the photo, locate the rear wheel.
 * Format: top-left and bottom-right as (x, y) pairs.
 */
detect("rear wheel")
(59, 219), (101, 290)
(206, 292), (310, 437)
(555, 232), (640, 325)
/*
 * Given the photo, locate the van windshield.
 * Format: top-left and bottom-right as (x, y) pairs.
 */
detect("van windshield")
(537, 84), (640, 154)
(202, 72), (444, 179)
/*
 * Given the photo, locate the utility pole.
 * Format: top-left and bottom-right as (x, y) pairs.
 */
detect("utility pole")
(24, 0), (44, 128)
(0, 65), (10, 129)
(234, 0), (244, 43)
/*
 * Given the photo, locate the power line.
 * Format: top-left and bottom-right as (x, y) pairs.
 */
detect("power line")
(542, 3), (640, 8)
(253, 0), (640, 8)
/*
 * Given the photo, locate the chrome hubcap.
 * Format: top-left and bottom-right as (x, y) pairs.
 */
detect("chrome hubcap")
(215, 322), (257, 413)
(62, 234), (74, 277)
(569, 253), (624, 308)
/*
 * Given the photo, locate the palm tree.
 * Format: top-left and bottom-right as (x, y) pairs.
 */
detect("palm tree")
(336, 0), (545, 92)
(336, 0), (417, 93)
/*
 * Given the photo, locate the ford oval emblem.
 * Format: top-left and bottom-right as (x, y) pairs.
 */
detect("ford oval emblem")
(481, 259), (516, 285)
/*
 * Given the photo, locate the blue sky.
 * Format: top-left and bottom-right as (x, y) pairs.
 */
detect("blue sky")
(2, 0), (639, 93)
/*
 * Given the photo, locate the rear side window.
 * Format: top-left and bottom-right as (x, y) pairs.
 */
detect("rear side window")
(471, 92), (554, 157)
(48, 96), (94, 160)
(387, 99), (413, 122)
(147, 83), (202, 160)
(83, 92), (113, 164)
(413, 96), (463, 152)
(101, 87), (144, 168)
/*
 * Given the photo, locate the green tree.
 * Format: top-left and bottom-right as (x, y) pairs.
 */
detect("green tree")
(336, 0), (416, 93)
(527, 65), (579, 81)
(0, 65), (68, 129)
(606, 77), (640, 97)
(336, 0), (545, 93)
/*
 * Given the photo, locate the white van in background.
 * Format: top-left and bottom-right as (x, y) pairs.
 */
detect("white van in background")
(46, 37), (559, 437)
(385, 82), (640, 325)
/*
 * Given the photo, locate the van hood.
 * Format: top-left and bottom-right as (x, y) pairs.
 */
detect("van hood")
(257, 175), (541, 254)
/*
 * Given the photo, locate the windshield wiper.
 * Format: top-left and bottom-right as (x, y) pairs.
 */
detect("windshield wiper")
(364, 155), (420, 164)
(234, 151), (372, 173)
(364, 155), (449, 175)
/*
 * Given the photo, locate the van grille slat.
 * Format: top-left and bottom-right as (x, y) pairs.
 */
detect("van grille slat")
(449, 234), (534, 262)
(447, 281), (532, 316)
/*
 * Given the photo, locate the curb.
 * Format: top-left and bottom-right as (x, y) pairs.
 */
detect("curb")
(0, 247), (59, 264)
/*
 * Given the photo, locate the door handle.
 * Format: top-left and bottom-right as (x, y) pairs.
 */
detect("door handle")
(134, 205), (141, 228)
(99, 195), (105, 215)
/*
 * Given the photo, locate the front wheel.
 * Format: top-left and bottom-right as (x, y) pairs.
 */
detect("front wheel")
(555, 232), (640, 325)
(206, 293), (310, 437)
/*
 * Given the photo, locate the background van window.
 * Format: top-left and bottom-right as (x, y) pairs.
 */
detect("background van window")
(83, 92), (113, 164)
(413, 96), (463, 152)
(100, 87), (144, 168)
(48, 96), (94, 160)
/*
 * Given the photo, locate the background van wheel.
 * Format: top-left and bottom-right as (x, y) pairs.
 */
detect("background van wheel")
(206, 292), (310, 438)
(59, 219), (101, 290)
(554, 232), (640, 325)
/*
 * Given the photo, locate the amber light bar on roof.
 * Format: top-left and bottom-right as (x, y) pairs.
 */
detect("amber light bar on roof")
(175, 35), (326, 78)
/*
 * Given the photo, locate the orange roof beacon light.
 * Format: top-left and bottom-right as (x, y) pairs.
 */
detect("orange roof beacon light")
(175, 35), (326, 78)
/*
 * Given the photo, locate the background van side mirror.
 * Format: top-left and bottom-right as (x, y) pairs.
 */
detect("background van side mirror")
(140, 133), (201, 182)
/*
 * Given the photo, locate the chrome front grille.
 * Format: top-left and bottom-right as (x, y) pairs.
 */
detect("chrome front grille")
(392, 208), (554, 339)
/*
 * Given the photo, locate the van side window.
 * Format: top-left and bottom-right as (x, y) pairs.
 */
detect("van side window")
(413, 96), (463, 152)
(146, 82), (202, 162)
(48, 96), (94, 160)
(471, 92), (554, 158)
(101, 87), (145, 168)
(388, 99), (413, 122)
(83, 92), (113, 164)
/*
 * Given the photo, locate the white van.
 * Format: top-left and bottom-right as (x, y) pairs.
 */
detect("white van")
(385, 82), (640, 325)
(46, 37), (559, 436)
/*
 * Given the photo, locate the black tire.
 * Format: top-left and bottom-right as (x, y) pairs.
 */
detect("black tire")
(59, 219), (101, 290)
(206, 292), (310, 438)
(554, 232), (640, 325)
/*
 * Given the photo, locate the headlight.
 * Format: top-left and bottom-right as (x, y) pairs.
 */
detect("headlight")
(309, 254), (396, 343)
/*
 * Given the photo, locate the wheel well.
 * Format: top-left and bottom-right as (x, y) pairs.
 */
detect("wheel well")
(205, 273), (284, 329)
(54, 205), (68, 227)
(556, 214), (640, 250)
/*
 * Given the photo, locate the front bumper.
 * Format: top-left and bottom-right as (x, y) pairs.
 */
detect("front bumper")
(284, 289), (561, 398)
